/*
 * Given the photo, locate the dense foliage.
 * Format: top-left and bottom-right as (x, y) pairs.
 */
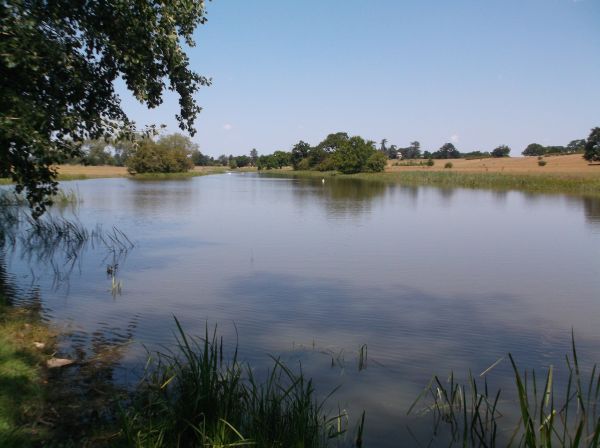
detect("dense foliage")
(1, 0), (210, 216)
(583, 128), (600, 162)
(430, 143), (461, 159)
(126, 134), (194, 174)
(522, 141), (585, 157)
(254, 133), (387, 174)
(491, 145), (511, 158)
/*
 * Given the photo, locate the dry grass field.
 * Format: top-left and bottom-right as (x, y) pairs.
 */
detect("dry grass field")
(387, 154), (599, 177)
(54, 165), (224, 180)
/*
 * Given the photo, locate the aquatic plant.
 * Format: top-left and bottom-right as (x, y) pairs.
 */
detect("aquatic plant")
(119, 318), (363, 447)
(409, 334), (600, 447)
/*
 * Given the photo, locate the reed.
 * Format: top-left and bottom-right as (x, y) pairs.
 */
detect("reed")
(409, 334), (600, 447)
(119, 318), (361, 447)
(267, 170), (600, 196)
(51, 188), (82, 206)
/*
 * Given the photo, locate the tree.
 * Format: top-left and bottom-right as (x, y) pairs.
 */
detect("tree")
(334, 136), (376, 174)
(113, 139), (137, 167)
(379, 139), (388, 153)
(522, 143), (546, 156)
(291, 141), (311, 170)
(234, 155), (251, 168)
(126, 134), (194, 174)
(566, 139), (586, 154)
(402, 141), (421, 159)
(191, 149), (213, 166)
(432, 143), (460, 159)
(583, 128), (600, 162)
(491, 145), (511, 158)
(1, 1), (210, 217)
(317, 132), (349, 153)
(82, 140), (116, 165)
(249, 148), (259, 166)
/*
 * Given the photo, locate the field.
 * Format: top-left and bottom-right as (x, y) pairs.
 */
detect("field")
(54, 165), (225, 180)
(388, 154), (599, 175)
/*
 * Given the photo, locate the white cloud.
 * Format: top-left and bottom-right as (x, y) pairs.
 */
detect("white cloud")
(450, 134), (460, 143)
(222, 123), (233, 131)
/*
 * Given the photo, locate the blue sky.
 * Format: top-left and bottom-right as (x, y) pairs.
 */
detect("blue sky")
(119, 0), (600, 157)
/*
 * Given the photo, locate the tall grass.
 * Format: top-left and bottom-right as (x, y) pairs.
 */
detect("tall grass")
(409, 334), (600, 447)
(51, 188), (82, 207)
(119, 318), (362, 447)
(268, 170), (600, 196)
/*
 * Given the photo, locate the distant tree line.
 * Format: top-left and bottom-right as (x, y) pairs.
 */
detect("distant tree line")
(64, 128), (600, 174)
(254, 132), (387, 174)
(62, 133), (258, 172)
(521, 139), (586, 157)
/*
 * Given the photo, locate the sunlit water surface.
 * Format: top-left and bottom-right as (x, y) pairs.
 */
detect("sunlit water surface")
(2, 173), (599, 446)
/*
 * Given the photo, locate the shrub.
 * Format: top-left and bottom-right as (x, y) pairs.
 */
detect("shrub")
(315, 156), (337, 172)
(365, 152), (387, 172)
(426, 158), (435, 167)
(538, 159), (547, 166)
(444, 162), (453, 169)
(296, 158), (311, 171)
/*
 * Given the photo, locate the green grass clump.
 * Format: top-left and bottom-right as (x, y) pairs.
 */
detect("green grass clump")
(409, 334), (600, 447)
(119, 318), (359, 447)
(0, 296), (54, 446)
(51, 188), (82, 206)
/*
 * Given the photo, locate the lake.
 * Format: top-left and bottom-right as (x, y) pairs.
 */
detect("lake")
(2, 173), (599, 446)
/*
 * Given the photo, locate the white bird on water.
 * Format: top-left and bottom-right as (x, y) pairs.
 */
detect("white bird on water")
(322, 178), (325, 184)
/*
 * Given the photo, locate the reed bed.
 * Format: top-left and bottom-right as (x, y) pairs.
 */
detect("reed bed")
(267, 170), (600, 197)
(409, 335), (600, 447)
(119, 318), (363, 447)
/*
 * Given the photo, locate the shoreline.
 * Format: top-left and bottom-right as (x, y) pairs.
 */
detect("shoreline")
(2, 155), (599, 196)
(264, 169), (600, 197)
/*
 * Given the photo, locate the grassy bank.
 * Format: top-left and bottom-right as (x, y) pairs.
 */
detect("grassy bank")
(0, 293), (54, 446)
(0, 166), (227, 185)
(268, 169), (600, 196)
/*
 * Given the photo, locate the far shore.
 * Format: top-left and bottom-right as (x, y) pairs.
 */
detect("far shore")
(1, 154), (598, 196)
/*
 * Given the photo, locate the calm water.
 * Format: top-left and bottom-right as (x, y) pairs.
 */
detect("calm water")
(2, 173), (600, 445)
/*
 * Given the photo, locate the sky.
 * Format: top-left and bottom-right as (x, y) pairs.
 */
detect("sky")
(118, 0), (600, 157)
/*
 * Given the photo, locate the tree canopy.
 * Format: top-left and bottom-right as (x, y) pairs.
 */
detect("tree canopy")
(491, 145), (511, 158)
(583, 128), (600, 162)
(431, 143), (460, 159)
(1, 0), (210, 216)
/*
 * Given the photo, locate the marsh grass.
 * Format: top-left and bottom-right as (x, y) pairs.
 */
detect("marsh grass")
(270, 170), (600, 196)
(409, 335), (600, 447)
(51, 188), (82, 207)
(129, 167), (227, 181)
(0, 187), (81, 208)
(119, 318), (361, 447)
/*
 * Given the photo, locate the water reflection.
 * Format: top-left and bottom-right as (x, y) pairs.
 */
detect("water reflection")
(1, 174), (599, 447)
(583, 196), (600, 228)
